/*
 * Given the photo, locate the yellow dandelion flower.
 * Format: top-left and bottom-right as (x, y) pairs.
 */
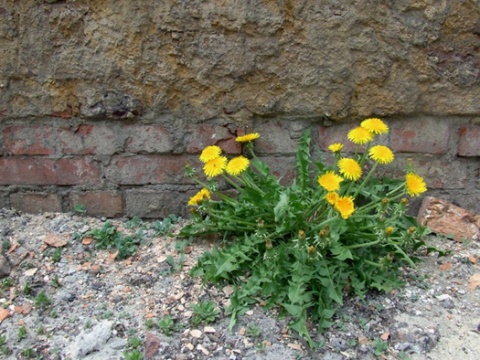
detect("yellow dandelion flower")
(361, 118), (389, 134)
(235, 133), (260, 143)
(187, 188), (211, 206)
(334, 196), (355, 219)
(203, 156), (227, 177)
(226, 156), (250, 176)
(338, 158), (362, 181)
(369, 145), (394, 164)
(325, 192), (339, 205)
(384, 226), (395, 235)
(328, 143), (344, 153)
(199, 145), (222, 163)
(405, 173), (427, 197)
(318, 171), (343, 192)
(348, 126), (374, 145)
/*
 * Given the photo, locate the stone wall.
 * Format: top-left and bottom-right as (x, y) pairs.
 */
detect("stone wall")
(0, 0), (479, 217)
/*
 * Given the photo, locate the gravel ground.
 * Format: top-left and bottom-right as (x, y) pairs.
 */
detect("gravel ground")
(0, 208), (479, 360)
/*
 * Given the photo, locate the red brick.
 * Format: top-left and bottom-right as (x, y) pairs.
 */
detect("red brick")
(105, 155), (196, 185)
(10, 193), (62, 213)
(69, 191), (124, 217)
(458, 126), (480, 157)
(124, 124), (174, 153)
(390, 119), (450, 154)
(55, 158), (101, 185)
(58, 124), (117, 155)
(0, 158), (57, 185)
(2, 125), (55, 155)
(186, 124), (242, 155)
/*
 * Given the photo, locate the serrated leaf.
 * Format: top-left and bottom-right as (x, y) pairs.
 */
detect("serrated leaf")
(274, 192), (289, 222)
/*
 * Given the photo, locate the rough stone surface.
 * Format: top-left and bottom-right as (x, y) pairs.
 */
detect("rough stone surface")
(66, 320), (114, 358)
(0, 1), (480, 216)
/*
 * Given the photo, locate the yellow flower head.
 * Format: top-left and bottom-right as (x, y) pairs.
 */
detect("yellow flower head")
(318, 171), (343, 192)
(338, 158), (362, 181)
(203, 156), (227, 177)
(200, 145), (222, 163)
(308, 245), (316, 255)
(369, 145), (394, 164)
(325, 192), (339, 205)
(384, 226), (395, 235)
(405, 173), (427, 197)
(188, 188), (211, 206)
(334, 196), (355, 219)
(361, 118), (389, 134)
(328, 143), (344, 153)
(348, 126), (374, 145)
(226, 156), (250, 176)
(235, 133), (260, 143)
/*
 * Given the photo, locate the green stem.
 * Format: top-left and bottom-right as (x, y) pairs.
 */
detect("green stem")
(345, 238), (381, 249)
(311, 215), (340, 232)
(364, 259), (383, 268)
(353, 162), (378, 198)
(391, 242), (416, 268)
(241, 173), (266, 196)
(221, 173), (244, 192)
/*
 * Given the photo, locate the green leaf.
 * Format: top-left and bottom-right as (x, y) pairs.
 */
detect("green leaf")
(330, 245), (353, 261)
(296, 129), (311, 190)
(274, 192), (289, 222)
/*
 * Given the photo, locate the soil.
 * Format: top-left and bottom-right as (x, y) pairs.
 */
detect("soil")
(0, 208), (479, 360)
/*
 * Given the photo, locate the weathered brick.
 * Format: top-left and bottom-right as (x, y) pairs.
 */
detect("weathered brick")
(69, 191), (124, 217)
(390, 119), (450, 154)
(318, 123), (361, 153)
(253, 121), (300, 155)
(2, 125), (56, 155)
(124, 124), (174, 153)
(186, 124), (242, 155)
(58, 124), (118, 155)
(10, 193), (62, 213)
(125, 189), (188, 218)
(0, 158), (57, 185)
(458, 126), (480, 157)
(105, 155), (195, 185)
(258, 156), (297, 185)
(56, 158), (101, 185)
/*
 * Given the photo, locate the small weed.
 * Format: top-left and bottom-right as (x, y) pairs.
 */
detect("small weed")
(34, 292), (52, 309)
(119, 311), (132, 320)
(73, 204), (87, 214)
(191, 300), (220, 326)
(127, 328), (137, 337)
(398, 351), (410, 360)
(256, 340), (268, 352)
(124, 349), (143, 360)
(0, 335), (10, 355)
(124, 216), (143, 229)
(87, 221), (141, 260)
(246, 323), (262, 338)
(51, 248), (62, 263)
(20, 347), (35, 358)
(23, 282), (33, 296)
(36, 327), (45, 335)
(51, 275), (62, 288)
(1, 238), (10, 254)
(50, 310), (59, 318)
(100, 310), (114, 320)
(17, 326), (28, 342)
(145, 318), (158, 330)
(84, 319), (93, 329)
(127, 336), (143, 350)
(158, 314), (175, 335)
(1, 277), (13, 288)
(373, 337), (388, 356)
(174, 239), (190, 254)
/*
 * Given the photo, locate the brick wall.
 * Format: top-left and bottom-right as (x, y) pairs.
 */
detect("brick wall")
(0, 116), (478, 217)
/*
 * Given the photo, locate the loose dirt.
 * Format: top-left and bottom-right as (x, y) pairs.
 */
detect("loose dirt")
(0, 208), (479, 359)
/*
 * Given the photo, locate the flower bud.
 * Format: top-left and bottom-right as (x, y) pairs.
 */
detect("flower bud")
(308, 245), (316, 255)
(382, 198), (390, 205)
(384, 226), (395, 235)
(257, 218), (264, 229)
(298, 230), (306, 240)
(265, 239), (273, 250)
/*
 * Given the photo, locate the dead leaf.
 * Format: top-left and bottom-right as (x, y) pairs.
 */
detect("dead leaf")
(239, 327), (246, 336)
(468, 274), (480, 291)
(287, 343), (303, 350)
(145, 312), (156, 319)
(24, 268), (38, 277)
(106, 250), (119, 264)
(381, 332), (390, 341)
(439, 263), (452, 271)
(82, 237), (94, 245)
(123, 257), (133, 266)
(7, 243), (18, 254)
(43, 233), (67, 248)
(468, 254), (478, 264)
(0, 308), (10, 323)
(184, 246), (193, 254)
